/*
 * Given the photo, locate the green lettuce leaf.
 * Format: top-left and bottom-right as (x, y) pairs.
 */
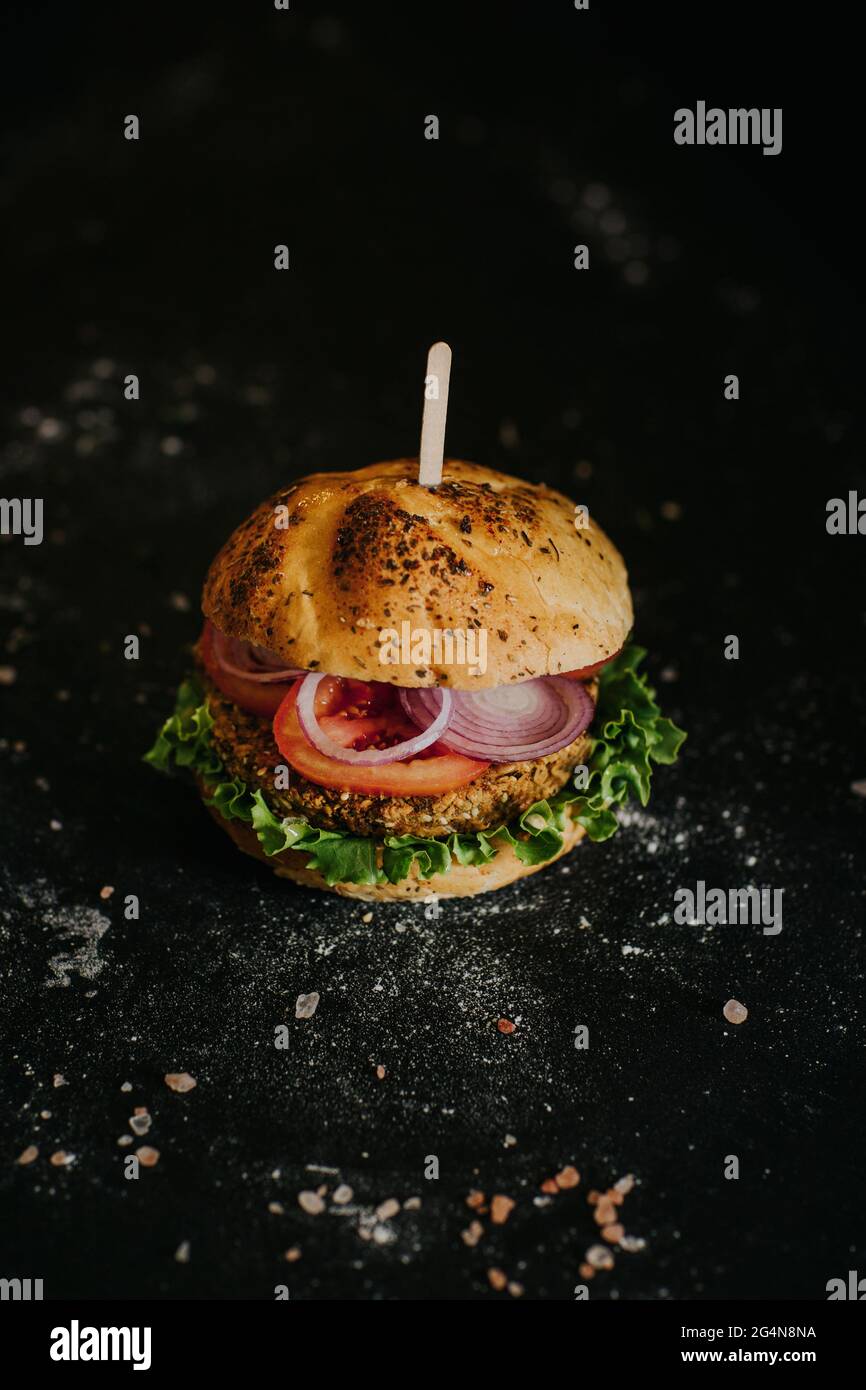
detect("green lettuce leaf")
(143, 677), (223, 778)
(567, 644), (687, 841)
(144, 643), (685, 883)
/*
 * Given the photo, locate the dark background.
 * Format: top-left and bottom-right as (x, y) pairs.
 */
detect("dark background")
(1, 1), (863, 1301)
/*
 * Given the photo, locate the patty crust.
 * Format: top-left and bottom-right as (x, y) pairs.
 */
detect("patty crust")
(202, 675), (595, 839)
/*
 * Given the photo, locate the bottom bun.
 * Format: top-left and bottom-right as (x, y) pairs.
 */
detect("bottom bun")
(196, 780), (586, 900)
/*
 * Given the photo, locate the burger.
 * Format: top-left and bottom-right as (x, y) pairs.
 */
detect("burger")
(146, 458), (685, 899)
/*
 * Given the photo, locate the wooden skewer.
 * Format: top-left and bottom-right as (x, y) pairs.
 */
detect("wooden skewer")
(418, 341), (452, 487)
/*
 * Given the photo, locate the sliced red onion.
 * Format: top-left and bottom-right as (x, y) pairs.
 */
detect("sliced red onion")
(296, 672), (454, 765)
(211, 624), (305, 683)
(400, 676), (594, 763)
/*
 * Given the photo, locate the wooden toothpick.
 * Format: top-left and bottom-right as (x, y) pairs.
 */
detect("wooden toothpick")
(418, 341), (452, 487)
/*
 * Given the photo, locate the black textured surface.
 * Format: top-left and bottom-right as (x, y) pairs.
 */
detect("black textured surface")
(1, 2), (864, 1301)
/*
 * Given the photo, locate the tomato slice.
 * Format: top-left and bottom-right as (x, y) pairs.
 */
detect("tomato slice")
(560, 648), (621, 681)
(273, 679), (490, 796)
(199, 621), (296, 718)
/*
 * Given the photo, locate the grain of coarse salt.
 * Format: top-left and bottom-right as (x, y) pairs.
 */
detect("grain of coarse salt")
(165, 1072), (197, 1093)
(594, 1200), (617, 1226)
(136, 1146), (160, 1167)
(298, 1190), (325, 1215)
(490, 1194), (515, 1225)
(295, 992), (320, 1020)
(375, 1198), (400, 1222)
(461, 1221), (484, 1247)
(723, 998), (748, 1025)
(17, 1145), (39, 1165)
(586, 1244), (615, 1271)
(555, 1165), (580, 1189)
(332, 1184), (353, 1205)
(129, 1111), (152, 1136)
(619, 1235), (646, 1253)
(487, 1268), (508, 1291)
(174, 1241), (191, 1264)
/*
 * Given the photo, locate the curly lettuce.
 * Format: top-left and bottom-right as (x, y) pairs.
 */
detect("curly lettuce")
(144, 645), (685, 884)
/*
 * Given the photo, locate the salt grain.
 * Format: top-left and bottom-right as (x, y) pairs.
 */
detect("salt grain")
(723, 998), (748, 1025)
(375, 1198), (400, 1222)
(295, 992), (320, 1020)
(298, 1190), (325, 1215)
(490, 1194), (515, 1225)
(165, 1072), (197, 1093)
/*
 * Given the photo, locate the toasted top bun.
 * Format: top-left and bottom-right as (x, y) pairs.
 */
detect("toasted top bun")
(202, 458), (632, 689)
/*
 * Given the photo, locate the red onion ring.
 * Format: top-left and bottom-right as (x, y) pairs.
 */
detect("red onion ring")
(296, 672), (454, 765)
(400, 677), (594, 763)
(211, 624), (305, 683)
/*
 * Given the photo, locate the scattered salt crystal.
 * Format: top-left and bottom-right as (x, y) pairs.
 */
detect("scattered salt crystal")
(17, 1145), (38, 1165)
(723, 998), (748, 1025)
(295, 992), (320, 1020)
(135, 1146), (160, 1167)
(129, 1111), (152, 1136)
(586, 1243), (615, 1270)
(37, 418), (66, 441)
(165, 1072), (197, 1093)
(297, 1190), (325, 1214)
(555, 1165), (580, 1189)
(490, 1194), (516, 1223)
(619, 1235), (646, 1252)
(332, 1184), (353, 1205)
(375, 1198), (400, 1222)
(174, 1240), (191, 1264)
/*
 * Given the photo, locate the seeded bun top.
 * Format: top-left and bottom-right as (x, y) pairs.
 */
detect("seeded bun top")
(201, 458), (633, 689)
